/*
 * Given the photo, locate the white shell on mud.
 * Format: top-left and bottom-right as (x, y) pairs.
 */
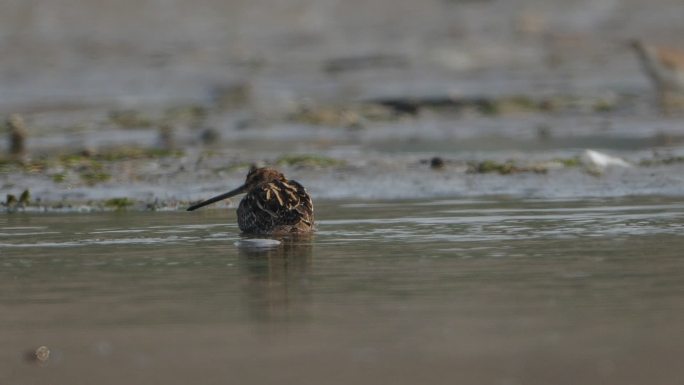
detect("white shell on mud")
(581, 149), (631, 169)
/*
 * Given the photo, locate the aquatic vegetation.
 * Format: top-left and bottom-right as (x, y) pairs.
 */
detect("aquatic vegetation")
(469, 160), (518, 174)
(554, 157), (582, 167)
(276, 154), (344, 168)
(80, 171), (111, 186)
(482, 96), (543, 115)
(3, 145), (186, 190)
(52, 173), (67, 183)
(105, 197), (134, 210)
(0, 158), (45, 172)
(0, 158), (14, 171)
(593, 98), (617, 112)
(22, 160), (48, 174)
(640, 156), (684, 166)
(4, 194), (17, 207)
(431, 156), (584, 175)
(19, 189), (30, 205)
(79, 161), (111, 185)
(468, 160), (547, 175)
(2, 189), (30, 210)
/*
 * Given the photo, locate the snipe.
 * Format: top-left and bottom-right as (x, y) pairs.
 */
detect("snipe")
(187, 166), (314, 234)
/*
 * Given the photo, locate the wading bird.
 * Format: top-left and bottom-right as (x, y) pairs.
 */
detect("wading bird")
(187, 166), (314, 234)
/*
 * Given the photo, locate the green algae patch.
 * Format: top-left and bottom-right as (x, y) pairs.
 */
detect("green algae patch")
(593, 99), (617, 112)
(554, 157), (582, 167)
(2, 189), (30, 211)
(483, 96), (543, 115)
(19, 189), (30, 205)
(640, 156), (684, 166)
(276, 154), (344, 168)
(105, 197), (134, 210)
(52, 173), (67, 183)
(1, 146), (185, 189)
(0, 158), (16, 171)
(0, 158), (49, 173)
(468, 160), (547, 175)
(80, 171), (111, 186)
(469, 160), (518, 174)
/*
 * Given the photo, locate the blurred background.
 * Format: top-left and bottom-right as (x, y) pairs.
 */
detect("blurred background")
(3, 0), (683, 106)
(1, 0), (684, 205)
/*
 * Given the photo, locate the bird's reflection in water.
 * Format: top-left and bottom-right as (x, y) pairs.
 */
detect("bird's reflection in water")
(237, 234), (313, 327)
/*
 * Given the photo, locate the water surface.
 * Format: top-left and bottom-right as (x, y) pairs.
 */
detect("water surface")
(2, 198), (684, 384)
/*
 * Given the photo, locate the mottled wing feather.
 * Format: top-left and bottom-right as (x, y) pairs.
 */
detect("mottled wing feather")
(237, 179), (314, 234)
(289, 180), (314, 225)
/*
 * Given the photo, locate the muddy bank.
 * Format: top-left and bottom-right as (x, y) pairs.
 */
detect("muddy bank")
(2, 89), (684, 212)
(2, 137), (684, 212)
(2, 0), (684, 210)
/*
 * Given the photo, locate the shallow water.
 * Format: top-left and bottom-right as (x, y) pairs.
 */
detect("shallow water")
(2, 198), (684, 384)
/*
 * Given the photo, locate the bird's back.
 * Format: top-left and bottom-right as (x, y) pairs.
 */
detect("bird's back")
(237, 179), (314, 234)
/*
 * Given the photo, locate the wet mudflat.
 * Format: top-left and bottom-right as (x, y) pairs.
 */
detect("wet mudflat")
(2, 198), (684, 385)
(2, 1), (684, 383)
(2, 0), (684, 208)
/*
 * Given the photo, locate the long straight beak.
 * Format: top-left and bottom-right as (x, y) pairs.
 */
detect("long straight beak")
(187, 184), (247, 211)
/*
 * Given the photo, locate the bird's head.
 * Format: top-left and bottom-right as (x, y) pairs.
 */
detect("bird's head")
(187, 166), (286, 211)
(243, 166), (286, 191)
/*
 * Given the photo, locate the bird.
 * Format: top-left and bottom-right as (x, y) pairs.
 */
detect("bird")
(187, 166), (314, 234)
(630, 40), (684, 109)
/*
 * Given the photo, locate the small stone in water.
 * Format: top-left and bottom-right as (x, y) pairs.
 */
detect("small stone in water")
(26, 345), (50, 364)
(430, 157), (445, 170)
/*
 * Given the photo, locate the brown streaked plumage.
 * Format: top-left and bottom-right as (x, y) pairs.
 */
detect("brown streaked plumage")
(187, 166), (314, 234)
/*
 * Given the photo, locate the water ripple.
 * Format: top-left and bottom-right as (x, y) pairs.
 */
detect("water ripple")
(1, 199), (682, 249)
